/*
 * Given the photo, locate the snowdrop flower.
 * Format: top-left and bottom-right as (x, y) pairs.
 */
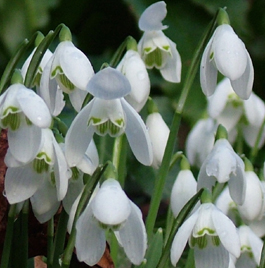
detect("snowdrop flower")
(197, 132), (246, 205)
(186, 118), (217, 168)
(237, 170), (265, 221)
(0, 82), (52, 163)
(170, 167), (197, 217)
(49, 28), (94, 111)
(171, 202), (240, 268)
(4, 128), (70, 223)
(208, 78), (265, 148)
(138, 1), (181, 83)
(75, 179), (147, 266)
(117, 49), (150, 112)
(235, 225), (263, 268)
(200, 23), (254, 99)
(65, 67), (153, 166)
(146, 112), (169, 169)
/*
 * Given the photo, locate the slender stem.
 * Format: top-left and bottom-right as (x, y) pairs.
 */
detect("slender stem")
(20, 200), (29, 268)
(52, 209), (69, 268)
(184, 249), (195, 268)
(145, 10), (219, 240)
(0, 204), (16, 268)
(250, 115), (265, 163)
(61, 165), (107, 267)
(47, 217), (54, 268)
(112, 134), (127, 188)
(260, 240), (265, 268)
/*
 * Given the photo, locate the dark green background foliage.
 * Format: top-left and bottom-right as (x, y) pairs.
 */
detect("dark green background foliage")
(0, 0), (264, 201)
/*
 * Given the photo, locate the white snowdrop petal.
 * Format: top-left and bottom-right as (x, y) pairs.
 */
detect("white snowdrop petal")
(92, 179), (131, 225)
(117, 202), (147, 265)
(68, 89), (88, 112)
(59, 41), (94, 90)
(139, 1), (167, 31)
(200, 37), (218, 96)
(160, 38), (182, 83)
(230, 51), (254, 100)
(194, 242), (229, 268)
(170, 209), (199, 266)
(121, 98), (153, 166)
(212, 207), (240, 257)
(16, 87), (51, 128)
(213, 24), (247, 81)
(247, 227), (263, 264)
(170, 170), (197, 217)
(8, 123), (42, 163)
(76, 205), (106, 265)
(146, 112), (169, 169)
(5, 164), (44, 204)
(30, 177), (60, 223)
(87, 67), (131, 100)
(65, 99), (95, 167)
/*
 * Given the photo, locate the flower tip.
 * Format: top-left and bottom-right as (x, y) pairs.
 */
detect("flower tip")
(215, 124), (228, 141)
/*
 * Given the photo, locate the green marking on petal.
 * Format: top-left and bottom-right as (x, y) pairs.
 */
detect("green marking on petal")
(115, 118), (124, 127)
(144, 47), (152, 53)
(50, 171), (56, 186)
(197, 227), (215, 236)
(25, 117), (32, 126)
(33, 158), (50, 173)
(211, 236), (220, 246)
(196, 235), (207, 249)
(36, 152), (52, 163)
(89, 117), (102, 125)
(59, 73), (75, 91)
(162, 45), (170, 51)
(1, 107), (21, 130)
(144, 48), (169, 69)
(210, 51), (214, 60)
(51, 66), (63, 78)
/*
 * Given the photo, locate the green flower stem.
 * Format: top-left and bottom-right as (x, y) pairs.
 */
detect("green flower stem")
(24, 23), (66, 89)
(47, 217), (54, 268)
(20, 200), (29, 268)
(52, 209), (69, 268)
(61, 164), (108, 268)
(250, 115), (265, 163)
(184, 249), (195, 268)
(169, 151), (183, 171)
(109, 232), (119, 267)
(145, 10), (219, 240)
(112, 134), (127, 188)
(109, 36), (136, 67)
(156, 189), (203, 268)
(0, 204), (16, 268)
(0, 32), (39, 94)
(260, 241), (265, 268)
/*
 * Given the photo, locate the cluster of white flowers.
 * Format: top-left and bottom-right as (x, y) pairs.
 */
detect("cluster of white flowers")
(1, 1), (264, 268)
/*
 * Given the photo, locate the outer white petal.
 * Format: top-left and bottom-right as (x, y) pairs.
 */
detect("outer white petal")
(170, 170), (197, 217)
(40, 56), (65, 116)
(212, 206), (240, 258)
(230, 51), (254, 100)
(116, 202), (147, 265)
(160, 38), (182, 83)
(65, 99), (95, 167)
(92, 179), (131, 225)
(56, 41), (94, 90)
(121, 98), (153, 166)
(200, 36), (218, 96)
(30, 177), (60, 223)
(194, 242), (229, 268)
(52, 135), (69, 200)
(76, 204), (106, 265)
(213, 24), (247, 80)
(76, 140), (99, 175)
(186, 118), (216, 168)
(243, 92), (265, 126)
(68, 88), (88, 112)
(4, 149), (24, 167)
(237, 171), (263, 220)
(87, 67), (131, 100)
(8, 122), (42, 163)
(249, 216), (265, 238)
(16, 87), (52, 128)
(139, 1), (167, 31)
(242, 124), (265, 148)
(227, 155), (246, 205)
(5, 164), (44, 204)
(146, 112), (169, 169)
(215, 186), (236, 217)
(207, 78), (234, 118)
(170, 209), (199, 266)
(247, 227), (263, 264)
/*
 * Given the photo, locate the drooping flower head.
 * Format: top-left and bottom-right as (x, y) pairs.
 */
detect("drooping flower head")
(65, 67), (153, 166)
(75, 179), (147, 266)
(200, 23), (254, 99)
(138, 1), (181, 83)
(171, 202), (240, 268)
